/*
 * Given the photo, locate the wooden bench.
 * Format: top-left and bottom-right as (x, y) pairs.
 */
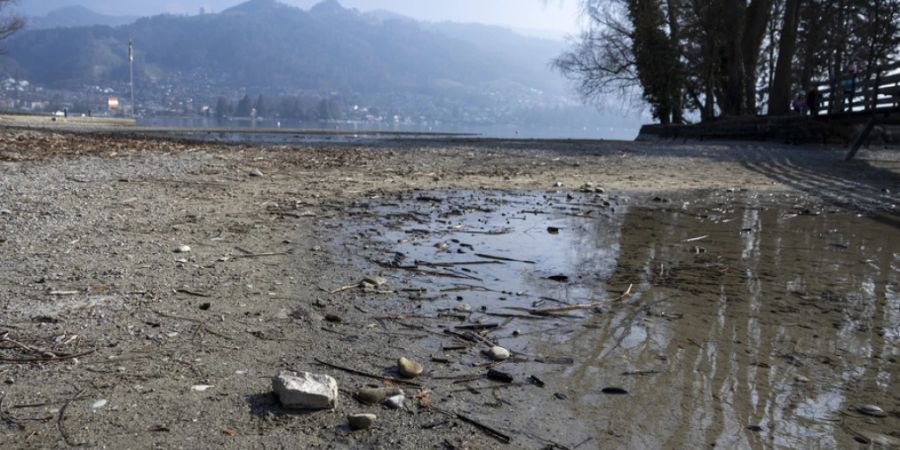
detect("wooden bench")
(809, 61), (900, 160)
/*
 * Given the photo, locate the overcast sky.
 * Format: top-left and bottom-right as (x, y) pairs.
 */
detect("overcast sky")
(19, 0), (582, 37)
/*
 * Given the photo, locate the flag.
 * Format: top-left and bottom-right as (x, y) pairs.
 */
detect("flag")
(128, 37), (133, 62)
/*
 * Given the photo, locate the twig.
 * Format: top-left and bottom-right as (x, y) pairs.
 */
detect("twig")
(329, 284), (358, 294)
(58, 388), (86, 447)
(1, 335), (57, 358)
(0, 350), (95, 364)
(529, 284), (633, 315)
(454, 323), (500, 331)
(313, 358), (421, 387)
(229, 251), (292, 259)
(174, 288), (211, 298)
(417, 260), (504, 268)
(475, 253), (536, 264)
(433, 407), (511, 444)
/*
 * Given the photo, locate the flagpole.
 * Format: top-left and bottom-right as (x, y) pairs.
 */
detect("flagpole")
(129, 36), (135, 119)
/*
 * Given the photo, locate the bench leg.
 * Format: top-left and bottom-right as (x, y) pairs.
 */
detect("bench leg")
(845, 117), (876, 161)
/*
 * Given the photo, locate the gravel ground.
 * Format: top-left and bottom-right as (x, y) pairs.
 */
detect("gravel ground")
(0, 126), (897, 449)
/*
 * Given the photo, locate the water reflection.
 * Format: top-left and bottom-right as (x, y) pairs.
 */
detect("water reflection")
(349, 190), (898, 449)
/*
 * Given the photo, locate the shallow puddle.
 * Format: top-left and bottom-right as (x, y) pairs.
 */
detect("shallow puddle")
(343, 190), (898, 448)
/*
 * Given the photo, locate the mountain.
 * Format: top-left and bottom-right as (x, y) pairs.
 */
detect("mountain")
(26, 6), (137, 30)
(4, 0), (563, 96)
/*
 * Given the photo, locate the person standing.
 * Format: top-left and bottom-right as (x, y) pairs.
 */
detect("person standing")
(806, 88), (820, 117)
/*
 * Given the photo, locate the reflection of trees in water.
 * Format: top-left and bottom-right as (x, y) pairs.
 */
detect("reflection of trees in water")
(549, 201), (898, 448)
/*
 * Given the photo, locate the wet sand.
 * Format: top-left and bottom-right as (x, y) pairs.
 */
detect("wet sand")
(0, 127), (897, 449)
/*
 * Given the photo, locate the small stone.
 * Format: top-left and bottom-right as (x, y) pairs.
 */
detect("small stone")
(248, 168), (264, 177)
(553, 182), (563, 187)
(397, 357), (423, 379)
(272, 371), (338, 410)
(455, 303), (472, 312)
(91, 399), (107, 411)
(486, 368), (513, 383)
(601, 387), (629, 395)
(356, 386), (402, 405)
(383, 394), (405, 409)
(361, 276), (387, 287)
(348, 413), (376, 430)
(191, 385), (213, 392)
(174, 245), (191, 253)
(485, 346), (511, 361)
(512, 329), (522, 336)
(857, 404), (887, 417)
(794, 375), (809, 383)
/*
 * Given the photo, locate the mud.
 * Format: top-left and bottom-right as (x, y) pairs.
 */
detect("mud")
(336, 189), (899, 448)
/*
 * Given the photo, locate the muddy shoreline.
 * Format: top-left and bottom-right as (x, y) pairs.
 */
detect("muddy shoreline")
(0, 127), (897, 449)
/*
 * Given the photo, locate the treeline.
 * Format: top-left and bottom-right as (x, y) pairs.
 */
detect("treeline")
(213, 94), (348, 120)
(555, 0), (900, 123)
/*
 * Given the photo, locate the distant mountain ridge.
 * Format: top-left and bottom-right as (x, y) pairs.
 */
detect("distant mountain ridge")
(26, 5), (137, 30)
(3, 0), (565, 100)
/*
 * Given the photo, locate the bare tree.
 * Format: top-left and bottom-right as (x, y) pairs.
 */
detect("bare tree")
(0, 0), (22, 43)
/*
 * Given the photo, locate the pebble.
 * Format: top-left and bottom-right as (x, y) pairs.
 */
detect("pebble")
(383, 394), (405, 409)
(486, 368), (513, 383)
(191, 385), (213, 392)
(174, 245), (191, 253)
(91, 399), (107, 411)
(397, 357), (424, 378)
(485, 346), (511, 361)
(857, 404), (887, 417)
(601, 387), (629, 395)
(348, 413), (377, 430)
(361, 276), (387, 287)
(794, 375), (809, 383)
(248, 168), (264, 177)
(356, 386), (402, 405)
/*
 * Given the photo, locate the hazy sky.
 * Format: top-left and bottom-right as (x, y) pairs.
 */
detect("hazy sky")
(20, 0), (582, 36)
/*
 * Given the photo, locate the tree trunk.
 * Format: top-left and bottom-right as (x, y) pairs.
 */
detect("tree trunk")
(665, 0), (684, 123)
(741, 0), (773, 114)
(768, 0), (802, 115)
(721, 0), (746, 116)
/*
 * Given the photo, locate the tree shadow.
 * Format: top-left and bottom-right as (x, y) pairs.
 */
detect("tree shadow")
(740, 149), (900, 229)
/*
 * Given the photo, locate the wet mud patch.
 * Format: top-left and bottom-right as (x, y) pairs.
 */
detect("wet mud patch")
(334, 189), (899, 448)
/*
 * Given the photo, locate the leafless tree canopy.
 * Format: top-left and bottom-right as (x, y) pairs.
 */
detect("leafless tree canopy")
(554, 0), (900, 124)
(0, 0), (23, 43)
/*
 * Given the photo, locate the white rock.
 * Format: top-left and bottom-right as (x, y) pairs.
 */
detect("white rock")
(91, 399), (107, 411)
(857, 404), (887, 417)
(485, 346), (511, 361)
(383, 394), (405, 409)
(273, 371), (338, 410)
(174, 245), (191, 253)
(191, 385), (213, 392)
(249, 168), (264, 177)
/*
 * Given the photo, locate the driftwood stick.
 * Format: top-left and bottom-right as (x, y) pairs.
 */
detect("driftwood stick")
(313, 358), (421, 387)
(57, 388), (86, 447)
(529, 284), (633, 315)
